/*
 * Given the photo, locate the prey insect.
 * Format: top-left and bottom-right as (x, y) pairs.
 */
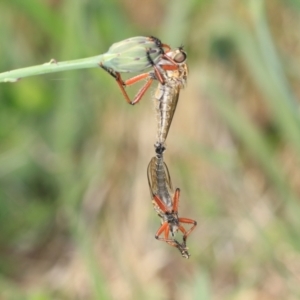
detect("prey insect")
(147, 145), (197, 258)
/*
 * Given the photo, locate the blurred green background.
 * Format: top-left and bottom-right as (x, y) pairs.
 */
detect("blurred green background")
(1, 0), (300, 299)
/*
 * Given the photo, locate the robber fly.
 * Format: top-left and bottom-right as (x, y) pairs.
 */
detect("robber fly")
(103, 47), (187, 148)
(153, 47), (187, 146)
(147, 145), (197, 258)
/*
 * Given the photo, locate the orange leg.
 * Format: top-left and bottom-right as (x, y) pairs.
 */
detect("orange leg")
(172, 188), (197, 243)
(155, 224), (190, 258)
(124, 72), (151, 85)
(155, 222), (178, 247)
(178, 218), (197, 243)
(131, 78), (154, 105)
(173, 188), (181, 213)
(155, 222), (174, 244)
(161, 64), (180, 71)
(153, 195), (168, 213)
(100, 62), (155, 105)
(123, 73), (154, 105)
